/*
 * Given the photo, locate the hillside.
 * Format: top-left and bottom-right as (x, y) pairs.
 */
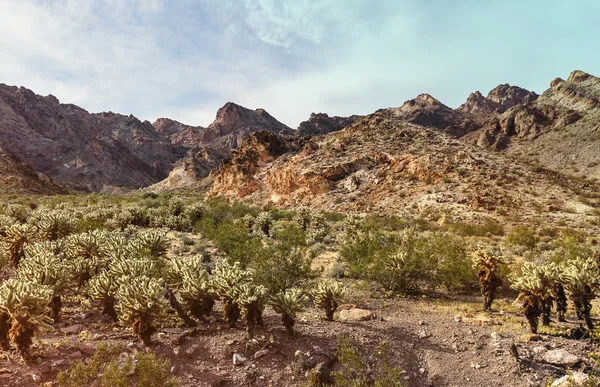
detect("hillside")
(209, 110), (598, 223)
(0, 146), (64, 194)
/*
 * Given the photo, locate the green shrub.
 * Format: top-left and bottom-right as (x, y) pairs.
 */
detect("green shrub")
(333, 336), (406, 387)
(445, 217), (504, 237)
(55, 343), (179, 387)
(506, 226), (539, 249)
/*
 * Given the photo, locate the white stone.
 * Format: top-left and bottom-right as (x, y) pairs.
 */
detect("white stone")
(551, 372), (591, 386)
(233, 353), (248, 366)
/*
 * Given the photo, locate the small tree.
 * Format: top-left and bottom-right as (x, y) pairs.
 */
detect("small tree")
(236, 284), (267, 339)
(471, 247), (504, 311)
(212, 260), (252, 327)
(116, 276), (168, 345)
(270, 288), (308, 336)
(561, 256), (599, 329)
(312, 281), (346, 321)
(0, 279), (53, 359)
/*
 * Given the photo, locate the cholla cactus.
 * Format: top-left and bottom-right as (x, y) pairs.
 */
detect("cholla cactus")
(179, 266), (214, 322)
(294, 207), (313, 231)
(0, 279), (53, 358)
(129, 229), (169, 260)
(343, 213), (361, 240)
(183, 202), (204, 224)
(240, 214), (256, 231)
(307, 214), (330, 244)
(270, 288), (308, 336)
(1, 223), (37, 268)
(236, 284), (267, 339)
(30, 209), (75, 241)
(110, 258), (162, 280)
(106, 210), (134, 231)
(25, 240), (68, 260)
(0, 203), (27, 223)
(560, 256), (599, 329)
(0, 215), (17, 236)
(165, 255), (205, 287)
(212, 260), (252, 327)
(255, 212), (273, 237)
(66, 231), (111, 286)
(18, 252), (71, 322)
(86, 272), (119, 321)
(510, 262), (553, 333)
(471, 247), (504, 311)
(312, 281), (346, 321)
(167, 198), (186, 217)
(116, 276), (168, 345)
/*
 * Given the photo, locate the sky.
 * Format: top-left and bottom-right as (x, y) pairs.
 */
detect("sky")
(0, 0), (598, 128)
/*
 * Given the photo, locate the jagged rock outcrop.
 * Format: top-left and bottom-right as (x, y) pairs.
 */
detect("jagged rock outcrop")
(462, 71), (598, 152)
(210, 131), (306, 197)
(0, 146), (65, 194)
(152, 118), (205, 147)
(457, 85), (538, 122)
(149, 103), (295, 191)
(297, 113), (360, 136)
(0, 84), (185, 191)
(536, 70), (600, 112)
(388, 94), (479, 137)
(209, 110), (593, 218)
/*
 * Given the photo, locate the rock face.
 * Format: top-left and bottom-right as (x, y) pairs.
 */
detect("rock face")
(209, 109), (593, 218)
(388, 94), (479, 137)
(457, 85), (538, 121)
(150, 103), (294, 191)
(0, 146), (65, 194)
(297, 113), (360, 136)
(0, 84), (185, 191)
(462, 70), (600, 179)
(0, 82), (294, 192)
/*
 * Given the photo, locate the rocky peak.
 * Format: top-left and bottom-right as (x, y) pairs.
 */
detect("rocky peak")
(567, 70), (597, 83)
(390, 93), (478, 137)
(457, 91), (503, 117)
(297, 112), (360, 136)
(486, 84), (538, 109)
(537, 69), (600, 112)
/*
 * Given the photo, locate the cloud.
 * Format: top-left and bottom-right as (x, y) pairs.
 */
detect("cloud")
(0, 0), (598, 128)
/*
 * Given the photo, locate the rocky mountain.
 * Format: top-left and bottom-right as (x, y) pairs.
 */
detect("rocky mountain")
(385, 94), (479, 137)
(209, 110), (596, 220)
(457, 85), (538, 121)
(0, 146), (64, 194)
(461, 70), (600, 179)
(0, 84), (186, 191)
(148, 103), (294, 191)
(297, 113), (360, 136)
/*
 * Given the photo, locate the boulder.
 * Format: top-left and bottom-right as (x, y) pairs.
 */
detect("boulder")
(542, 349), (581, 367)
(551, 372), (591, 386)
(338, 308), (373, 322)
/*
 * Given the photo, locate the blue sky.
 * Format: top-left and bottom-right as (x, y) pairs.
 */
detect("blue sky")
(0, 0), (598, 128)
